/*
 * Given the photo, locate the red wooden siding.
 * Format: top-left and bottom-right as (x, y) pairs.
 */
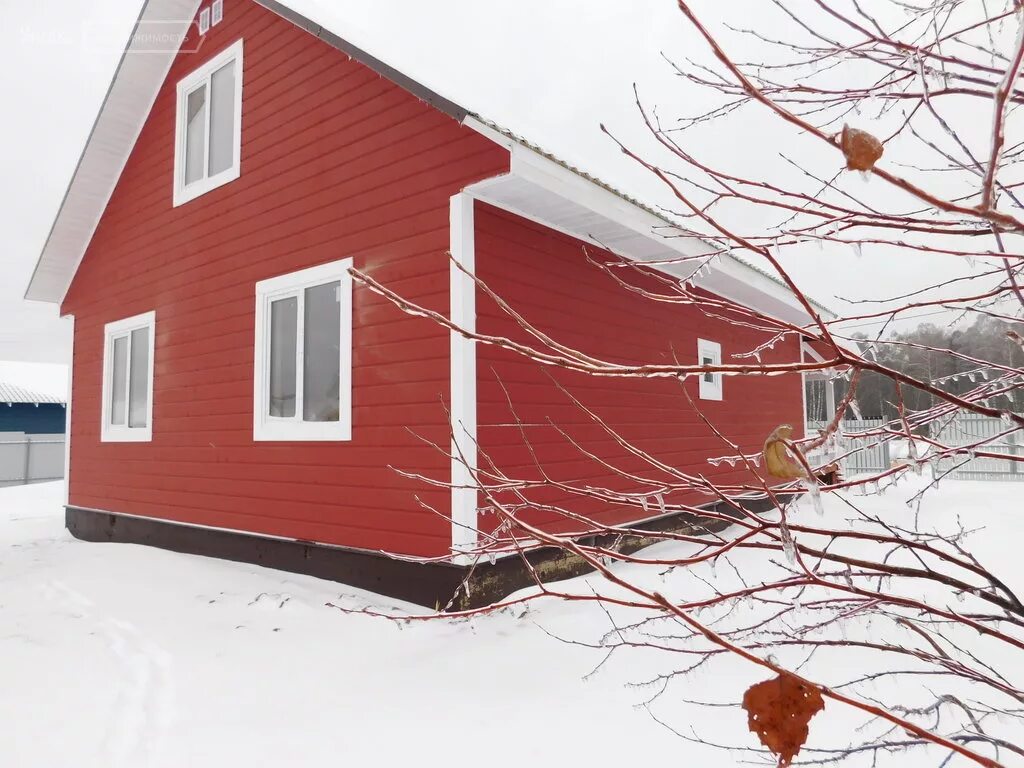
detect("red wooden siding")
(473, 203), (805, 537)
(61, 0), (507, 557)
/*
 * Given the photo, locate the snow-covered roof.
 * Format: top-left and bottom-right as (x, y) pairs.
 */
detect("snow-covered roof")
(24, 0), (834, 326)
(0, 382), (65, 406)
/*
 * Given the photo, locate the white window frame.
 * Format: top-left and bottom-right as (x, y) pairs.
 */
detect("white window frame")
(101, 311), (156, 443)
(697, 338), (723, 401)
(173, 39), (243, 207)
(253, 259), (353, 442)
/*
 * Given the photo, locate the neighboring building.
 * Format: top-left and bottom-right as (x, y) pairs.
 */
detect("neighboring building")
(0, 383), (66, 435)
(24, 0), (834, 607)
(0, 383), (66, 488)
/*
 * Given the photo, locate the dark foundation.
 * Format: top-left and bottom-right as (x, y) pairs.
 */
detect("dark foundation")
(67, 497), (775, 611)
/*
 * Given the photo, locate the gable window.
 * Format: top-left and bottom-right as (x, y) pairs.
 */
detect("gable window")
(697, 338), (723, 401)
(253, 259), (353, 441)
(101, 311), (156, 442)
(173, 39), (243, 206)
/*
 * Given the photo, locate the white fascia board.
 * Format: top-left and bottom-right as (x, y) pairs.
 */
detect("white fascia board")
(24, 0), (201, 305)
(462, 117), (516, 151)
(802, 337), (859, 368)
(802, 340), (828, 364)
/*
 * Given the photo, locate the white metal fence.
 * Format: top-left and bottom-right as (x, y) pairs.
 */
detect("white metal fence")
(933, 413), (1021, 482)
(807, 414), (1022, 482)
(0, 435), (66, 488)
(807, 419), (891, 476)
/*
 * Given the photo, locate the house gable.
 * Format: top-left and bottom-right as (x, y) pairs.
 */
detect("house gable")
(59, 0), (507, 557)
(28, 1), (834, 330)
(60, 0), (504, 315)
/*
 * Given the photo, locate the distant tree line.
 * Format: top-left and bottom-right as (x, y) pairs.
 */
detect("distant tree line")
(807, 316), (1024, 422)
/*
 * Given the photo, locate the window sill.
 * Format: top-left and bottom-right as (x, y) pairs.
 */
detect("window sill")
(101, 427), (153, 443)
(253, 420), (352, 443)
(173, 166), (240, 207)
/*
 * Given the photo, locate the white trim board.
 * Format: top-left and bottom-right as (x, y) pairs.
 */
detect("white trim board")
(449, 192), (478, 564)
(800, 339), (810, 438)
(802, 340), (828, 364)
(64, 315), (75, 505)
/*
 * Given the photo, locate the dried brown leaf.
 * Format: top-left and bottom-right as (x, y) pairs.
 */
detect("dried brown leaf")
(763, 424), (807, 480)
(743, 672), (825, 767)
(841, 125), (884, 171)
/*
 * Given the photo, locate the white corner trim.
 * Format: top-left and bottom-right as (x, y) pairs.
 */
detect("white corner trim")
(450, 192), (478, 564)
(801, 339), (827, 364)
(172, 38), (244, 207)
(252, 257), (353, 442)
(64, 314), (75, 506)
(800, 339), (810, 438)
(461, 116), (516, 151)
(100, 310), (156, 443)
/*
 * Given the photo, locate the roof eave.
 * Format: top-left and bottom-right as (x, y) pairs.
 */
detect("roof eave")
(464, 116), (836, 324)
(25, 0), (470, 307)
(25, 0), (199, 306)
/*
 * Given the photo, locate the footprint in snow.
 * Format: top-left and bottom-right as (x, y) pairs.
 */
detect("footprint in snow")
(40, 580), (176, 768)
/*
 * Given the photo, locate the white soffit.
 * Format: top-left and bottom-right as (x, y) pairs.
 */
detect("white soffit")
(24, 0), (200, 305)
(467, 123), (831, 328)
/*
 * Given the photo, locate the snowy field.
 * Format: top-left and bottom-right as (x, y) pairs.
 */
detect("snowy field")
(1, 479), (1021, 767)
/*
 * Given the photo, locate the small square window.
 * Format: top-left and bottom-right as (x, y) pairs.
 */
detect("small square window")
(698, 339), (723, 401)
(173, 39), (243, 206)
(254, 259), (353, 442)
(102, 311), (156, 442)
(702, 356), (715, 383)
(212, 0), (224, 26)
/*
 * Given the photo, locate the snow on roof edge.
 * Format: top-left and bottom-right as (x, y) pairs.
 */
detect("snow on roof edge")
(0, 383), (66, 406)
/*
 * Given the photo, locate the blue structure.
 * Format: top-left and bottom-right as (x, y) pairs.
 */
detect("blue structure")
(0, 383), (66, 435)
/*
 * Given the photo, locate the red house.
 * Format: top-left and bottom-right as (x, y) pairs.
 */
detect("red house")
(25, 0), (833, 608)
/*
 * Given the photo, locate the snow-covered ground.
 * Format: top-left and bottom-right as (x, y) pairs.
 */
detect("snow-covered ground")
(1, 478), (1021, 767)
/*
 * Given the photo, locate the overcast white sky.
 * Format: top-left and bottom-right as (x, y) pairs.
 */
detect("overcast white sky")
(0, 0), (989, 367)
